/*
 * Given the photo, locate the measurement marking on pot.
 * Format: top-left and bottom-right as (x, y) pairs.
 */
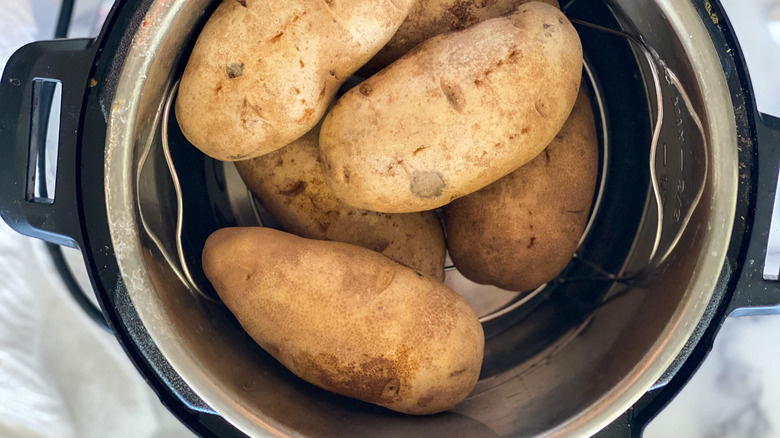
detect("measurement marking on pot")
(663, 142), (667, 166)
(674, 95), (685, 143)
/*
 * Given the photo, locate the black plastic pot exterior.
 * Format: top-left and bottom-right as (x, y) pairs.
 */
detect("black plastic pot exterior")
(0, 0), (778, 436)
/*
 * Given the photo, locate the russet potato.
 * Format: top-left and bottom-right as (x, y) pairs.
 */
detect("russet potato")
(319, 3), (582, 213)
(176, 0), (415, 161)
(444, 90), (599, 291)
(202, 227), (484, 415)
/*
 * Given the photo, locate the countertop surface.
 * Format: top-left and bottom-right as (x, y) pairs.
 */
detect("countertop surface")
(0, 0), (779, 437)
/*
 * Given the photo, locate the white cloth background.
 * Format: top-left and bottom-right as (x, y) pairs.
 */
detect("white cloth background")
(0, 223), (192, 438)
(0, 1), (779, 438)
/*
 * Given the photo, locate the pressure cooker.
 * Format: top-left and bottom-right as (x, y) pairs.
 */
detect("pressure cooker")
(1, 0), (779, 436)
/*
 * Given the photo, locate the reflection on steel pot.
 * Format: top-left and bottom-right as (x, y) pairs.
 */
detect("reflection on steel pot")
(1, 0), (779, 437)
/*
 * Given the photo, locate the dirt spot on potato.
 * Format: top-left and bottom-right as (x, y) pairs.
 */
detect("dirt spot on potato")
(410, 170), (445, 198)
(270, 31), (284, 43)
(236, 0), (247, 6)
(290, 349), (417, 404)
(359, 83), (372, 96)
(450, 368), (468, 377)
(242, 97), (263, 118)
(318, 221), (332, 233)
(527, 236), (536, 248)
(413, 146), (426, 156)
(544, 149), (551, 164)
(446, 1), (478, 30)
(299, 59), (305, 68)
(417, 395), (434, 408)
(439, 79), (465, 113)
(300, 108), (315, 123)
(370, 239), (392, 254)
(226, 62), (244, 79)
(278, 181), (307, 197)
(382, 378), (401, 398)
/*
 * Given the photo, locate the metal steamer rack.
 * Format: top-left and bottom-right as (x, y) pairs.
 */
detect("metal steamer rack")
(135, 13), (708, 326)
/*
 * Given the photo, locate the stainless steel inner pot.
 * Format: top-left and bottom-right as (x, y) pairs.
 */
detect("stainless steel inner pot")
(103, 0), (738, 436)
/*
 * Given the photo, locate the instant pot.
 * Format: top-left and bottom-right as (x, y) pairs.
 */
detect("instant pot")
(2, 0), (779, 436)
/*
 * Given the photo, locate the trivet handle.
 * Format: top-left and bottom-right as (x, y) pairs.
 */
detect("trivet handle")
(761, 113), (780, 283)
(729, 112), (780, 316)
(0, 39), (96, 249)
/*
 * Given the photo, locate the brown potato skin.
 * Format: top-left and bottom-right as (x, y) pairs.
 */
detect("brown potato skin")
(320, 3), (582, 213)
(444, 90), (598, 292)
(234, 126), (446, 280)
(361, 0), (560, 75)
(176, 0), (414, 161)
(202, 227), (484, 415)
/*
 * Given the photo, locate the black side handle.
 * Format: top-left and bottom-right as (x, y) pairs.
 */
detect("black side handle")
(0, 39), (96, 249)
(729, 113), (780, 316)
